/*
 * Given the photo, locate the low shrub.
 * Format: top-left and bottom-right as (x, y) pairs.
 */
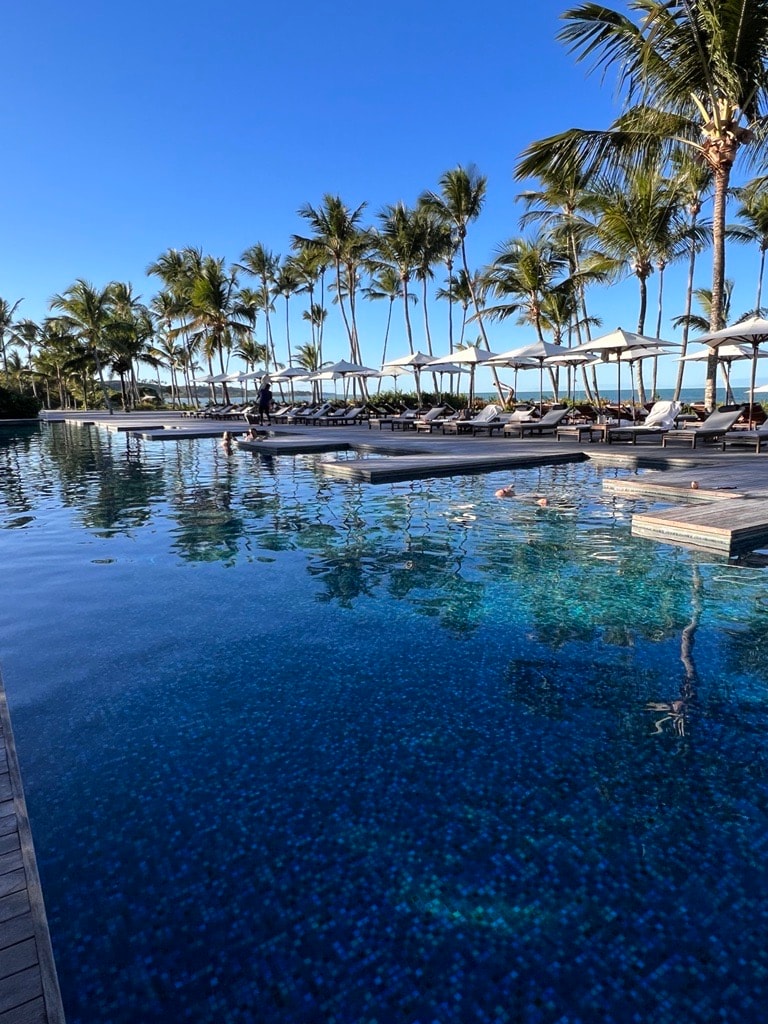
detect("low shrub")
(0, 386), (41, 419)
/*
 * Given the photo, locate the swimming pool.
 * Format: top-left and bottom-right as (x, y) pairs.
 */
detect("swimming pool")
(1, 423), (767, 1024)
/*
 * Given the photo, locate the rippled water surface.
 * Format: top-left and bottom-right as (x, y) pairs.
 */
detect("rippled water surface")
(1, 422), (768, 1024)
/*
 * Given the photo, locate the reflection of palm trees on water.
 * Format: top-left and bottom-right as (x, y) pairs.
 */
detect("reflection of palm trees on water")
(646, 565), (701, 736)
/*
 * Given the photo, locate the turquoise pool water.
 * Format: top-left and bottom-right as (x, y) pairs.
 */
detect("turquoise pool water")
(1, 422), (767, 1024)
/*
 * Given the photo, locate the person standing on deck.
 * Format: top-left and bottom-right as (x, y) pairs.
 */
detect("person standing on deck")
(257, 379), (273, 425)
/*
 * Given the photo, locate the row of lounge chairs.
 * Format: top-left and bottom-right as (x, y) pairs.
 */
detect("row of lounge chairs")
(240, 397), (768, 451)
(570, 401), (768, 451)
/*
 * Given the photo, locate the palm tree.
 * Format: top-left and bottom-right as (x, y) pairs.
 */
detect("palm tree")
(273, 258), (301, 369)
(586, 164), (688, 401)
(290, 243), (328, 363)
(187, 257), (248, 403)
(0, 297), (23, 378)
(8, 318), (40, 398)
(517, 0), (768, 409)
(670, 152), (714, 399)
(238, 243), (279, 369)
(363, 266), (409, 371)
(50, 279), (117, 411)
(481, 234), (574, 343)
(436, 269), (478, 350)
(147, 248), (203, 404)
(518, 166), (599, 346)
(294, 195), (373, 363)
(295, 341), (322, 400)
(415, 203), (453, 356)
(730, 177), (768, 312)
(374, 203), (426, 355)
(420, 166), (491, 350)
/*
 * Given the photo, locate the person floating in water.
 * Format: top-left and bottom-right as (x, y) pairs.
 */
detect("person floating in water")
(495, 483), (548, 506)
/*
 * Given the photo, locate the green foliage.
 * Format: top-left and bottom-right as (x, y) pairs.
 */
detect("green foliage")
(0, 385), (41, 418)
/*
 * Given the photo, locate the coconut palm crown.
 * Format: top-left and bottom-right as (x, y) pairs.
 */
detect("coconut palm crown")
(516, 0), (768, 408)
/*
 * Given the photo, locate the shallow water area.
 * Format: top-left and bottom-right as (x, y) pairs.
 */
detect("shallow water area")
(1, 421), (768, 1024)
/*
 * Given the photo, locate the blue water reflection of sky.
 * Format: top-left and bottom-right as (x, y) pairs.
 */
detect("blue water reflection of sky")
(1, 423), (768, 1024)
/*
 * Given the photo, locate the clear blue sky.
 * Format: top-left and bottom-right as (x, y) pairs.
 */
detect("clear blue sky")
(1, 0), (763, 394)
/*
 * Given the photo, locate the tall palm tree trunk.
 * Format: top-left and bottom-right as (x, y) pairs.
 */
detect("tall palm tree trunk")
(705, 168), (730, 409)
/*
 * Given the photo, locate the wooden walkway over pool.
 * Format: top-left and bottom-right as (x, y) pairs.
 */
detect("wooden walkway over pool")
(0, 677), (64, 1024)
(38, 411), (768, 555)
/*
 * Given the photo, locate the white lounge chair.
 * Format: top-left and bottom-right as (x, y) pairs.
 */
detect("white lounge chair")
(606, 400), (681, 444)
(441, 405), (500, 434)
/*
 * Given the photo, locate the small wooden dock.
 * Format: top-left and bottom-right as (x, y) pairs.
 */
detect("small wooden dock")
(0, 677), (65, 1024)
(320, 449), (582, 484)
(632, 498), (768, 554)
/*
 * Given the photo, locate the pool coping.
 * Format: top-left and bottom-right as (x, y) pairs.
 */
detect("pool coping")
(0, 671), (65, 1024)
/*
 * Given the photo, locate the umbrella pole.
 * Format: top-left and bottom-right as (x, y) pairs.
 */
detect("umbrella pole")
(539, 363), (543, 415)
(750, 345), (759, 429)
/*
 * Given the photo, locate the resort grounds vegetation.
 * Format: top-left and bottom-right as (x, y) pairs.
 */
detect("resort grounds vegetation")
(3, 1), (768, 414)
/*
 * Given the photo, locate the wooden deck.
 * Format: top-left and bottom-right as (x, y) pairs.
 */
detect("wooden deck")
(36, 411), (768, 555)
(0, 677), (64, 1024)
(632, 498), (768, 555)
(320, 449), (582, 483)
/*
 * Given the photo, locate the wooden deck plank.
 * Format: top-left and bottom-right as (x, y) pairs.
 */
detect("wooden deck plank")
(0, 968), (43, 1015)
(0, 918), (35, 953)
(0, 941), (38, 982)
(0, 676), (65, 1024)
(0, 997), (47, 1024)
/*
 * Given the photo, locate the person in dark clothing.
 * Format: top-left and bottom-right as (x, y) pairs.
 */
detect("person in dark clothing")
(257, 380), (273, 424)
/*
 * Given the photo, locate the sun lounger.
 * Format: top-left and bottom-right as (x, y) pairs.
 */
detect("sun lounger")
(411, 406), (448, 431)
(503, 406), (568, 437)
(315, 406), (367, 426)
(441, 405), (500, 435)
(605, 400), (681, 444)
(291, 402), (333, 424)
(720, 426), (768, 453)
(662, 406), (745, 448)
(368, 410), (420, 430)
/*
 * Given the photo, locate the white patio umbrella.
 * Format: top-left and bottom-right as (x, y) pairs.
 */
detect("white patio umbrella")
(694, 317), (768, 427)
(382, 351), (436, 403)
(543, 349), (597, 404)
(322, 359), (380, 400)
(303, 368), (341, 400)
(567, 328), (678, 417)
(587, 345), (680, 411)
(424, 345), (500, 406)
(489, 340), (563, 411)
(679, 344), (764, 405)
(271, 366), (310, 401)
(200, 371), (234, 384)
